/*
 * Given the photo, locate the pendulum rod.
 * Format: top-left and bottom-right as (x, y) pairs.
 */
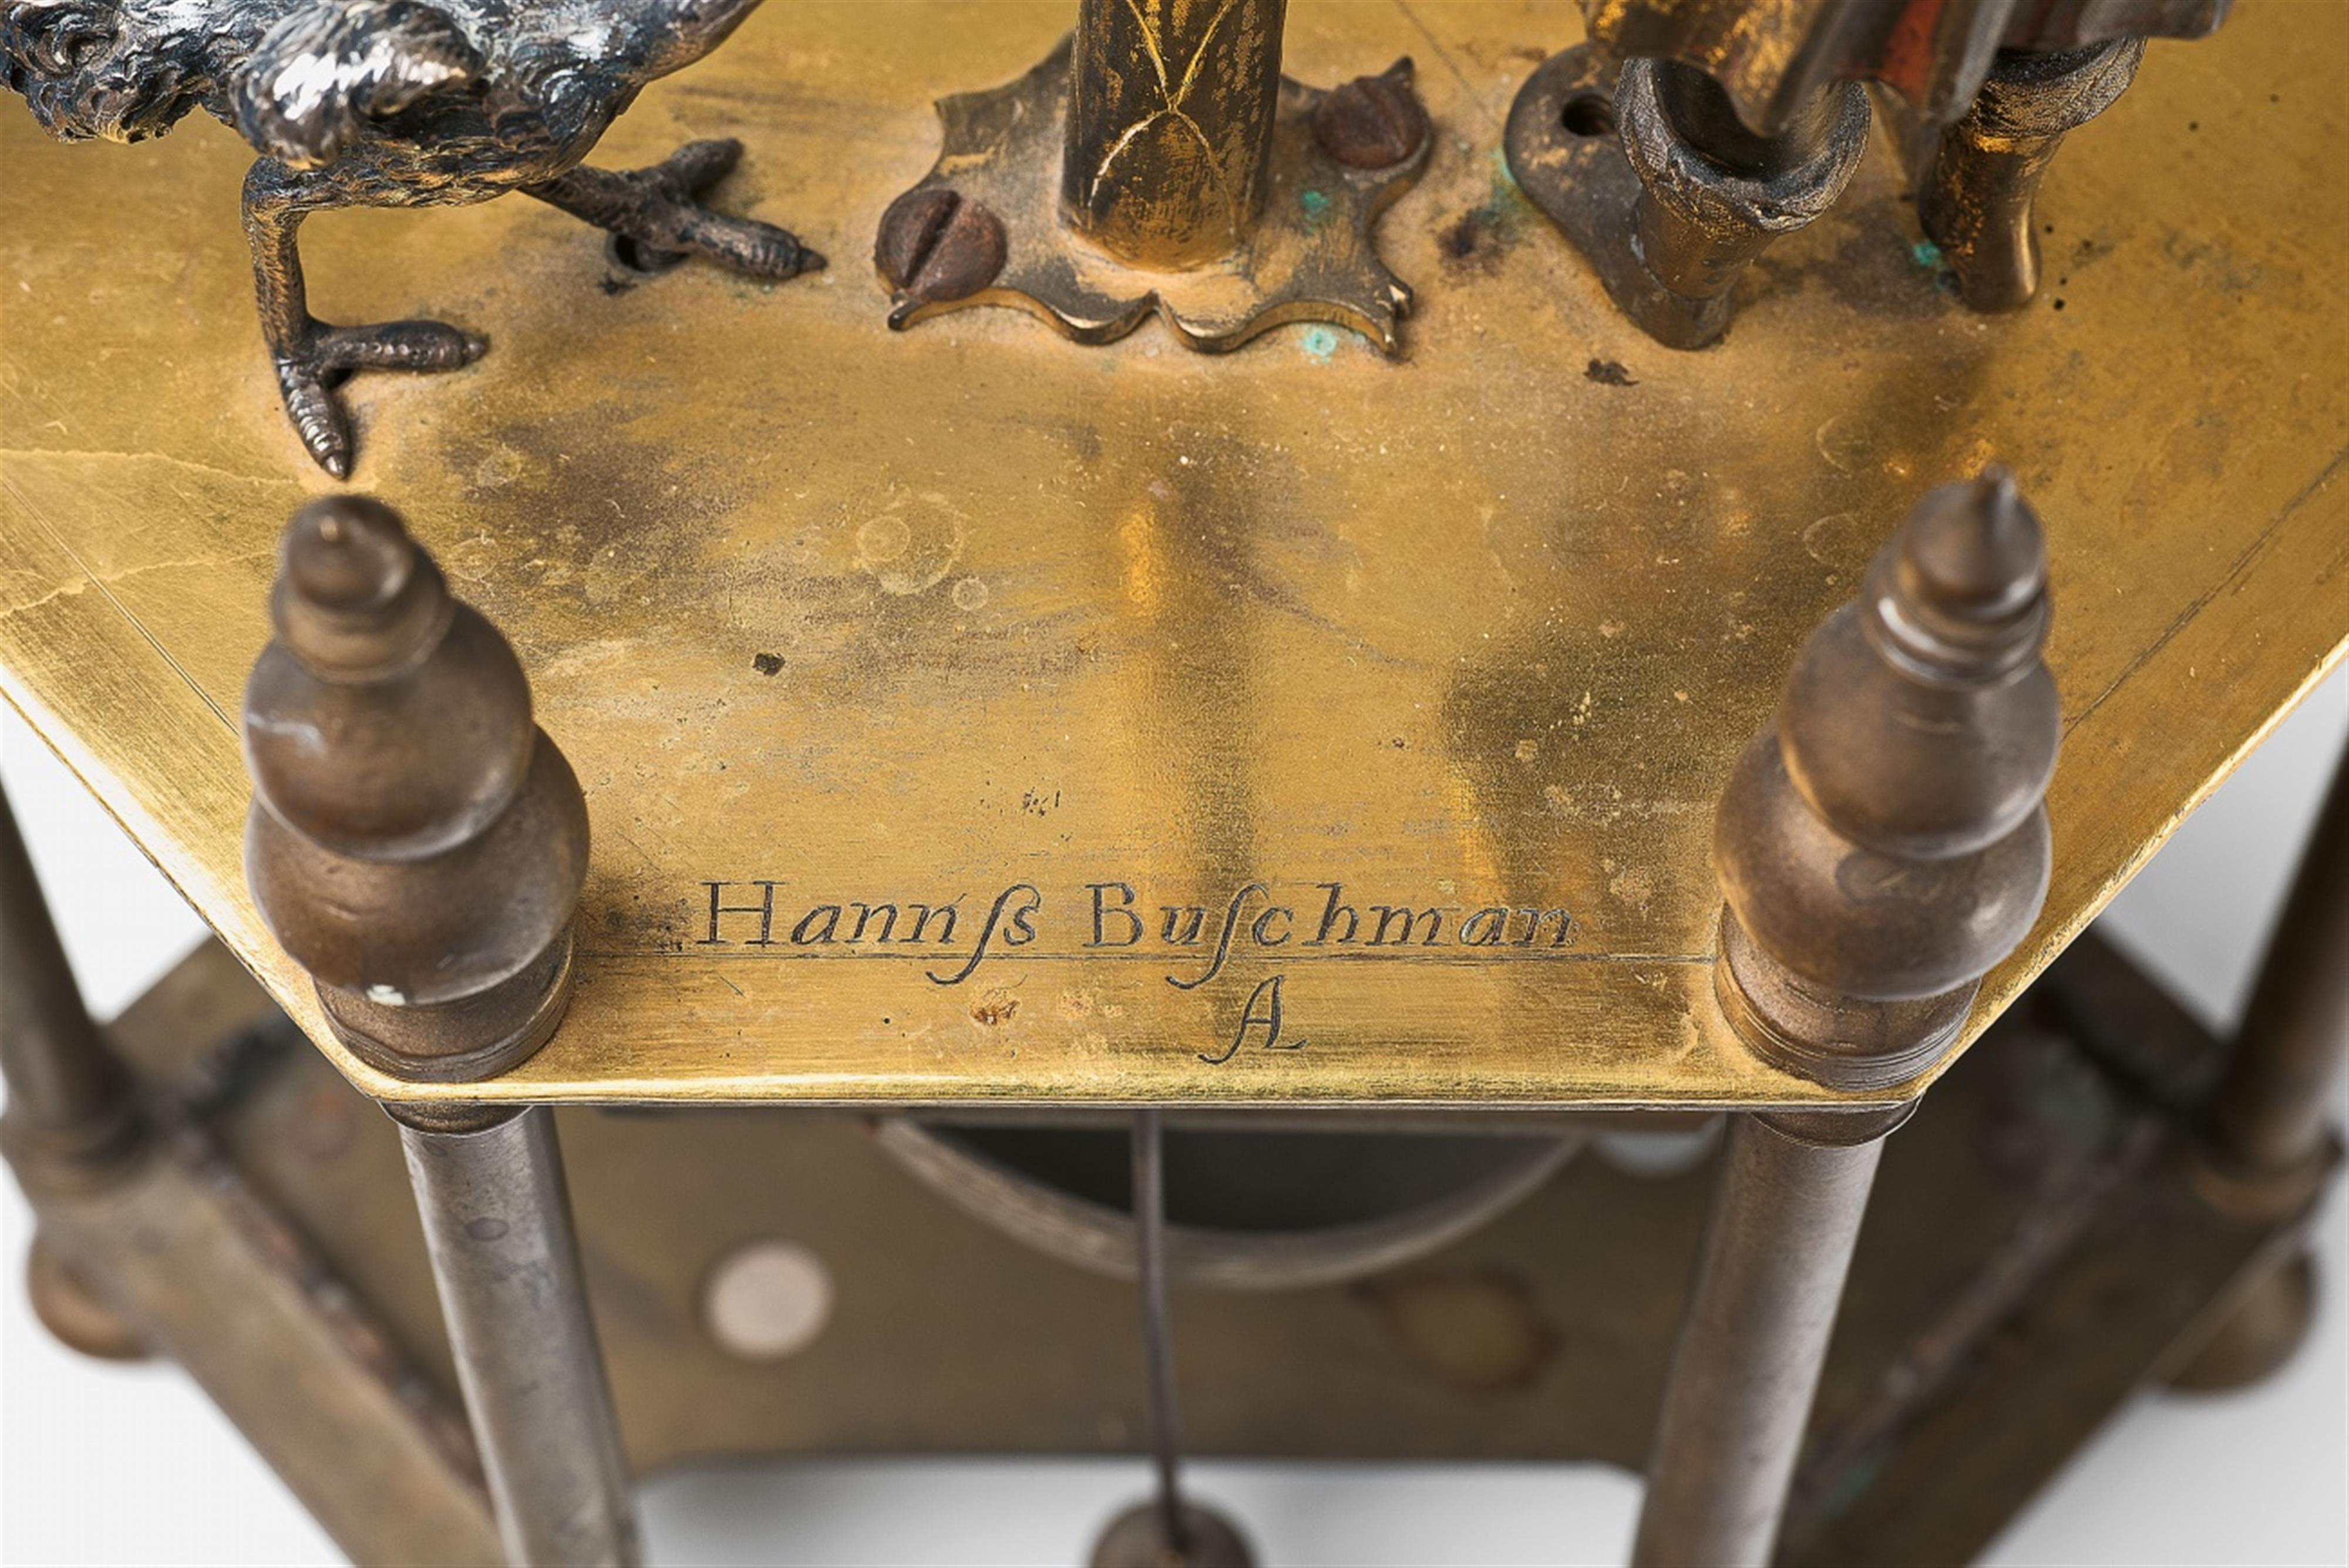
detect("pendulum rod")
(1133, 1108), (1192, 1556)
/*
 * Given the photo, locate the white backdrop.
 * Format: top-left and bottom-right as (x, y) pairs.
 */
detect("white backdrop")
(4, 666), (2344, 1567)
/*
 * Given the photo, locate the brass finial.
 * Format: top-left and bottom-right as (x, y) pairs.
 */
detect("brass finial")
(243, 496), (589, 1082)
(1712, 471), (2060, 1089)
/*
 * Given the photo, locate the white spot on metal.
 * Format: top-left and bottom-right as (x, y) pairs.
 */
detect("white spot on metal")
(703, 1239), (832, 1361)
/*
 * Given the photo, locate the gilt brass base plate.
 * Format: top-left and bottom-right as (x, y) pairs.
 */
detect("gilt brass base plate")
(881, 38), (1426, 350)
(0, 3), (2343, 1108)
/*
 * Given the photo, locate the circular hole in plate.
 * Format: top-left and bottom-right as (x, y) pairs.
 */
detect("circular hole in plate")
(1561, 93), (1617, 138)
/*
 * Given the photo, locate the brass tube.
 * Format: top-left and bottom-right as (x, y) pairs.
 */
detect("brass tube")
(1633, 1112), (1887, 1568)
(1062, 0), (1288, 268)
(2206, 750), (2349, 1176)
(0, 783), (129, 1145)
(398, 1106), (639, 1567)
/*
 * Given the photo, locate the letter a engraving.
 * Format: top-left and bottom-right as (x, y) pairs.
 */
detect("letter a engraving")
(1199, 974), (1304, 1064)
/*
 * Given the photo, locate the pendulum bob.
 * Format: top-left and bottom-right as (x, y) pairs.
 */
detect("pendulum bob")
(875, 0), (1429, 349)
(1711, 471), (2059, 1091)
(1902, 39), (2146, 311)
(1507, 52), (1871, 350)
(242, 496), (590, 1084)
(1091, 1497), (1256, 1567)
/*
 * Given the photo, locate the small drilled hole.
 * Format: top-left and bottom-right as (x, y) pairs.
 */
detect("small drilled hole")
(606, 233), (689, 278)
(1561, 93), (1616, 138)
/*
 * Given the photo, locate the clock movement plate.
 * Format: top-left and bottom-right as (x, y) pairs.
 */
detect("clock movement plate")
(1, 1), (2341, 1108)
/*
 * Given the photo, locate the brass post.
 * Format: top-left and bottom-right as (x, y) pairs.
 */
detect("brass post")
(2205, 751), (2349, 1183)
(1062, 0), (1289, 268)
(0, 780), (149, 1357)
(1633, 1107), (1904, 1568)
(1609, 61), (1869, 348)
(0, 781), (133, 1167)
(2169, 748), (2348, 1392)
(396, 1105), (640, 1567)
(1916, 40), (2145, 311)
(1638, 470), (2061, 1564)
(241, 495), (589, 1083)
(241, 495), (634, 1564)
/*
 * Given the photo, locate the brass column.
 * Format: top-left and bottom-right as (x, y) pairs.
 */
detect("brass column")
(240, 496), (633, 1565)
(1062, 0), (1288, 267)
(0, 782), (132, 1166)
(2206, 752), (2349, 1179)
(1633, 1108), (1901, 1567)
(2170, 748), (2349, 1391)
(1640, 471), (2061, 1565)
(398, 1106), (638, 1567)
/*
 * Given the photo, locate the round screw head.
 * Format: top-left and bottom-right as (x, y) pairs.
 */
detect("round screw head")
(1313, 67), (1429, 170)
(874, 188), (1007, 305)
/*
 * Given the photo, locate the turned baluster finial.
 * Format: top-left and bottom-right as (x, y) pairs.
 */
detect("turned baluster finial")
(1712, 470), (2061, 1089)
(243, 496), (590, 1083)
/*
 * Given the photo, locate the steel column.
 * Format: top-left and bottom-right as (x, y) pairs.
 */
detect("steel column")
(398, 1105), (638, 1567)
(0, 781), (130, 1155)
(2207, 750), (2349, 1178)
(1631, 1109), (1900, 1568)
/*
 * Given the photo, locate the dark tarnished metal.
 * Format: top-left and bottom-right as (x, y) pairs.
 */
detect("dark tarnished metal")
(1506, 50), (1870, 349)
(2166, 1251), (2319, 1394)
(0, 782), (137, 1175)
(873, 187), (1008, 309)
(1888, 40), (2145, 310)
(1091, 1500), (1255, 1568)
(873, 1119), (1574, 1290)
(1519, 3), (2227, 337)
(1633, 473), (2063, 1565)
(1311, 68), (1429, 172)
(1712, 471), (2059, 1091)
(1579, 0), (2228, 138)
(0, 894), (500, 1566)
(241, 494), (588, 1082)
(26, 1233), (150, 1360)
(8, 927), (2330, 1564)
(2202, 750), (2349, 1197)
(0, 0), (820, 476)
(2166, 749), (2348, 1391)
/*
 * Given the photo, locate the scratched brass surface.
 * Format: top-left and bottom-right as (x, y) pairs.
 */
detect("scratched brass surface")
(1, 2), (2343, 1107)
